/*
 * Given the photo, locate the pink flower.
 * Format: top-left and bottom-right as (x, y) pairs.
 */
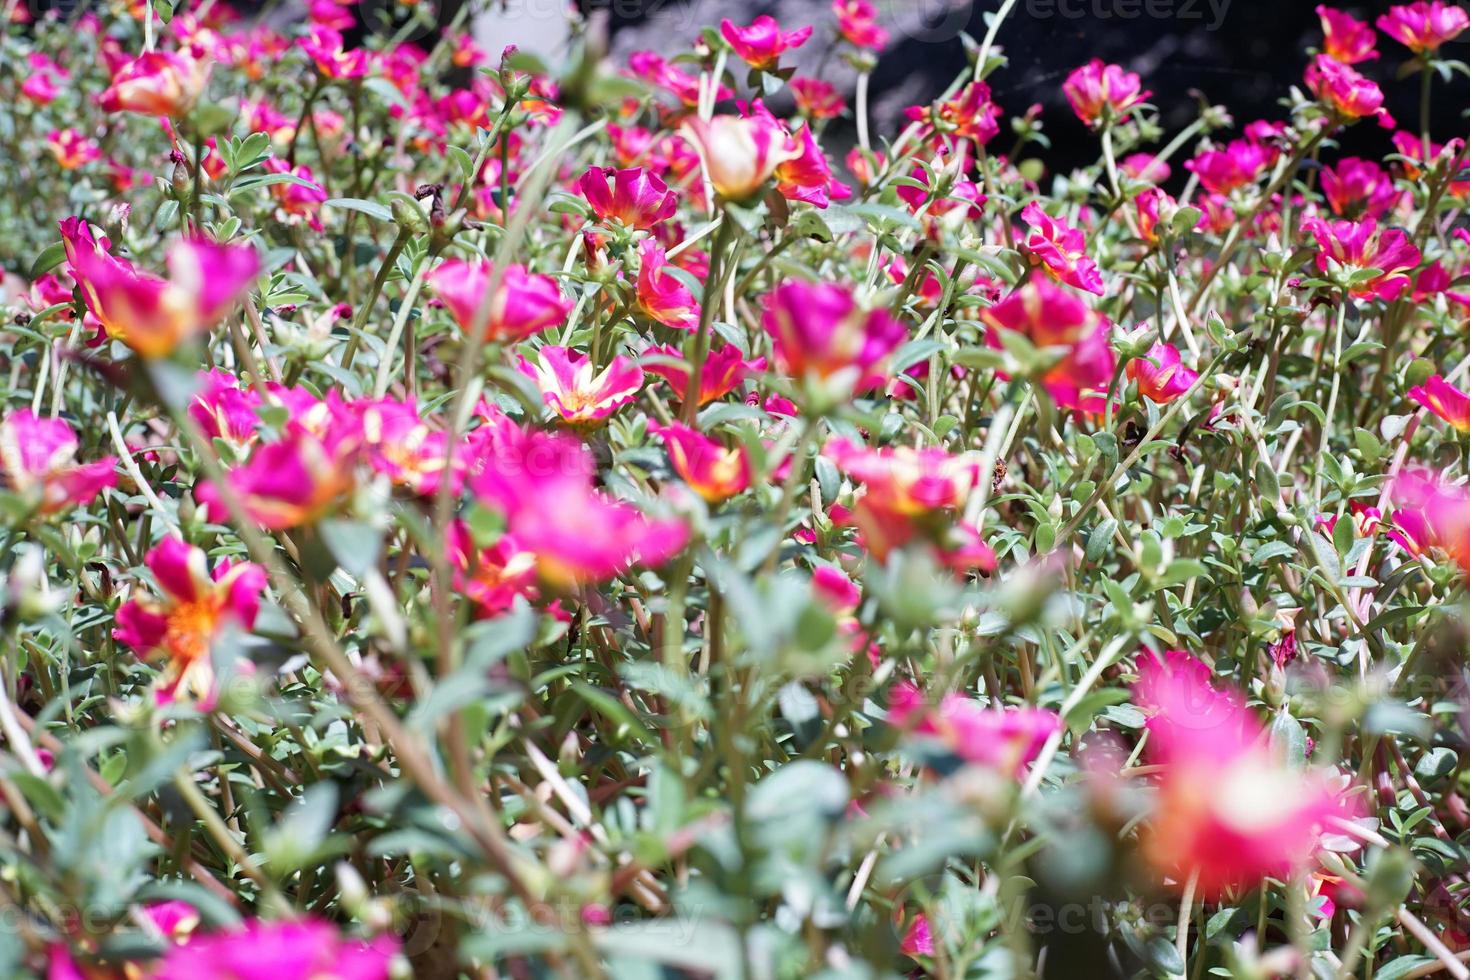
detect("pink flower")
(1377, 1), (1470, 54)
(903, 81), (1001, 147)
(1408, 374), (1470, 432)
(790, 77), (846, 120)
(353, 397), (464, 497)
(889, 682), (1061, 776)
(1184, 139), (1269, 195)
(1127, 341), (1198, 404)
(627, 51), (729, 108)
(1305, 55), (1390, 125)
(651, 422), (752, 503)
(447, 520), (539, 617)
(196, 422), (358, 530)
(1317, 5), (1379, 63)
(980, 280), (1116, 412)
(517, 346), (644, 425)
(899, 913), (934, 957)
(1062, 59), (1150, 128)
(98, 50), (210, 117)
(1303, 215), (1422, 301)
(642, 343), (764, 407)
(833, 0), (889, 51)
(763, 281), (906, 392)
(263, 159), (329, 229)
(190, 369), (263, 449)
(0, 409), (116, 515)
(1020, 202), (1104, 295)
(45, 129), (100, 169)
(299, 24), (370, 79)
(60, 217), (260, 358)
(577, 166), (676, 230)
(720, 15), (813, 70)
(1120, 152), (1171, 183)
(636, 239), (701, 331)
(1132, 650), (1347, 897)
(1134, 187), (1192, 245)
(153, 918), (398, 980)
(678, 112), (801, 201)
(113, 536), (267, 706)
(1321, 157), (1400, 218)
(428, 259), (572, 342)
(469, 425), (688, 587)
(1388, 470), (1470, 568)
(20, 53), (67, 104)
(774, 121), (852, 209)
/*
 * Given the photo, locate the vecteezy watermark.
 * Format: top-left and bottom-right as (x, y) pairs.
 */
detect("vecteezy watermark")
(1025, 0), (1232, 32)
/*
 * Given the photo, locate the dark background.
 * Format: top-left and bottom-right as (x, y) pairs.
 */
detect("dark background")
(588, 0), (1470, 177)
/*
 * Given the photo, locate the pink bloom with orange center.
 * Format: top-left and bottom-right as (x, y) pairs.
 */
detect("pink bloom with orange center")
(790, 77), (846, 120)
(1377, 1), (1470, 54)
(642, 343), (765, 406)
(1127, 341), (1199, 404)
(189, 369), (263, 449)
(636, 239), (701, 330)
(762, 281), (906, 391)
(0, 409), (116, 515)
(1391, 131), (1470, 196)
(447, 520), (539, 617)
(1183, 139), (1269, 195)
(112, 536), (267, 706)
(196, 422), (359, 530)
(1302, 215), (1422, 301)
(1062, 59), (1150, 128)
(627, 51), (730, 108)
(577, 166), (676, 230)
(46, 129), (101, 170)
(353, 397), (464, 496)
(1388, 470), (1470, 565)
(774, 121), (853, 208)
(60, 217), (260, 358)
(904, 80), (1001, 146)
(833, 0), (889, 51)
(1408, 374), (1470, 432)
(825, 437), (983, 518)
(1134, 187), (1184, 244)
(678, 112), (801, 201)
(1120, 152), (1171, 183)
(720, 15), (813, 70)
(428, 259), (572, 342)
(469, 425), (688, 587)
(299, 24), (370, 79)
(1316, 5), (1379, 63)
(1020, 202), (1104, 295)
(261, 159), (329, 230)
(517, 346), (644, 425)
(153, 918), (398, 980)
(980, 279), (1116, 412)
(845, 146), (887, 187)
(1321, 157), (1400, 218)
(651, 422), (752, 504)
(98, 50), (210, 117)
(1132, 650), (1347, 897)
(889, 682), (1061, 776)
(1304, 55), (1389, 124)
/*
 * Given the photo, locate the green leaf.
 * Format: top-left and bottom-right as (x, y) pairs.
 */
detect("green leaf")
(29, 241), (67, 279)
(323, 198), (393, 223)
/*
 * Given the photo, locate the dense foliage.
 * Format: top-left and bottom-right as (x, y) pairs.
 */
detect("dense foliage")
(1, 0), (1469, 977)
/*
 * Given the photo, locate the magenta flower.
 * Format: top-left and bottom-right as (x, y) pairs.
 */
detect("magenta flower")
(98, 50), (210, 117)
(196, 421), (359, 530)
(299, 24), (370, 79)
(762, 281), (906, 392)
(636, 239), (701, 330)
(1303, 215), (1422, 300)
(447, 520), (539, 618)
(889, 682), (1061, 777)
(651, 422), (752, 504)
(774, 121), (852, 209)
(980, 279), (1116, 412)
(642, 343), (764, 406)
(189, 369), (263, 450)
(1305, 55), (1390, 125)
(679, 112), (801, 201)
(1408, 374), (1470, 432)
(790, 77), (846, 120)
(577, 166), (677, 230)
(1127, 341), (1198, 404)
(1132, 650), (1348, 898)
(0, 409), (116, 515)
(1321, 157), (1401, 218)
(1377, 1), (1470, 54)
(833, 0), (889, 51)
(720, 15), (813, 70)
(113, 536), (267, 706)
(1062, 59), (1150, 128)
(1020, 202), (1104, 295)
(1317, 5), (1379, 63)
(904, 80), (1001, 147)
(428, 259), (572, 342)
(517, 346), (644, 425)
(153, 918), (398, 980)
(1183, 139), (1269, 195)
(627, 51), (730, 107)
